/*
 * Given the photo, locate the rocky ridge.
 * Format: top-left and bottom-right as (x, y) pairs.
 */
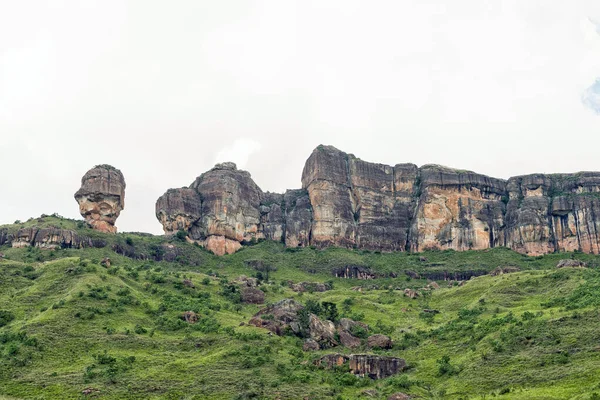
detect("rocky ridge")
(156, 145), (600, 256)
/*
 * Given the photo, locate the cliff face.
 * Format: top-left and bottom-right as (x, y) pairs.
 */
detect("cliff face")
(156, 145), (600, 256)
(410, 165), (507, 252)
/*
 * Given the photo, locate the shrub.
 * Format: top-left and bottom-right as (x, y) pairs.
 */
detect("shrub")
(0, 310), (15, 327)
(437, 355), (459, 376)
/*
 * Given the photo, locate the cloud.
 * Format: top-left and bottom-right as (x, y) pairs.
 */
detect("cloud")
(214, 139), (262, 169)
(591, 18), (600, 35)
(582, 79), (600, 114)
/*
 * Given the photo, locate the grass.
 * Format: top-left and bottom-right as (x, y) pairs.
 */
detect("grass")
(0, 216), (600, 399)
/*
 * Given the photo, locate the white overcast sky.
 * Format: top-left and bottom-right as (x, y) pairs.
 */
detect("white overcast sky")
(1, 1), (600, 234)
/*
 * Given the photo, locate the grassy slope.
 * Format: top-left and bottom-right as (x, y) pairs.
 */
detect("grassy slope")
(0, 217), (600, 399)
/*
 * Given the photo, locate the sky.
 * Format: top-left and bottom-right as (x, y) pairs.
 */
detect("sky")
(1, 1), (599, 234)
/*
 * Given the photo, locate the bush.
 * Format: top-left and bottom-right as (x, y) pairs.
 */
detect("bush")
(0, 310), (15, 327)
(437, 355), (459, 376)
(175, 230), (188, 242)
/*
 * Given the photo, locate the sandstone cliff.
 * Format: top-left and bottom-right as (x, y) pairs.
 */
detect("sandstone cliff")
(156, 145), (600, 256)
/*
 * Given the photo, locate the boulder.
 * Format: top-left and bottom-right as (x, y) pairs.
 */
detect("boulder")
(290, 281), (330, 293)
(557, 259), (587, 268)
(302, 339), (320, 352)
(241, 287), (265, 304)
(404, 289), (418, 299)
(388, 393), (411, 400)
(74, 165), (125, 233)
(181, 311), (198, 324)
(367, 334), (393, 349)
(248, 299), (304, 335)
(183, 279), (195, 288)
(338, 318), (369, 333)
(234, 275), (258, 288)
(339, 330), (361, 348)
(308, 314), (337, 347)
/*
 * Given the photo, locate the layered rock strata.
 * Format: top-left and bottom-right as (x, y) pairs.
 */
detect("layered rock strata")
(75, 165), (126, 233)
(0, 227), (104, 249)
(156, 145), (600, 256)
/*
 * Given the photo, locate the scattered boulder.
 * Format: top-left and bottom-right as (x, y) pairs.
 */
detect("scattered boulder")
(367, 334), (393, 349)
(183, 279), (195, 288)
(422, 309), (440, 314)
(405, 270), (420, 279)
(241, 287), (265, 304)
(361, 389), (378, 398)
(404, 289), (418, 299)
(557, 259), (587, 268)
(290, 281), (330, 293)
(338, 318), (369, 333)
(100, 257), (111, 268)
(309, 314), (337, 347)
(234, 275), (258, 288)
(82, 387), (100, 396)
(249, 299), (304, 335)
(490, 266), (520, 276)
(302, 339), (320, 352)
(427, 281), (440, 290)
(339, 330), (361, 348)
(419, 256), (428, 262)
(181, 311), (198, 324)
(74, 165), (126, 233)
(388, 393), (411, 400)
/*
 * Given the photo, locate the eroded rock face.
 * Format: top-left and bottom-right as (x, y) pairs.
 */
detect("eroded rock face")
(11, 228), (102, 249)
(301, 146), (417, 251)
(315, 354), (406, 379)
(155, 188), (202, 235)
(410, 165), (506, 252)
(75, 165), (125, 233)
(156, 145), (600, 256)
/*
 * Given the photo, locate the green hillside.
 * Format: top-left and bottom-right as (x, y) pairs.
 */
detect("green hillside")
(1, 216), (600, 399)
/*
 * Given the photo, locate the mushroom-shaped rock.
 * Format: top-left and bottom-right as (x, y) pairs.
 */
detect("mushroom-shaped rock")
(75, 165), (125, 233)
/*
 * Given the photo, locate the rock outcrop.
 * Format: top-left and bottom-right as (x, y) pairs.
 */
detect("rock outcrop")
(75, 165), (125, 233)
(7, 227), (104, 249)
(315, 354), (406, 379)
(156, 145), (600, 256)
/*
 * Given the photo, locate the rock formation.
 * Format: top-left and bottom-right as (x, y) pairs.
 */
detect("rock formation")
(315, 354), (406, 379)
(75, 165), (125, 233)
(1, 227), (105, 249)
(156, 144), (600, 256)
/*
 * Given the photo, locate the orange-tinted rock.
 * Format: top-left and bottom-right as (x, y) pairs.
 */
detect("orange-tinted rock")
(156, 145), (600, 256)
(75, 165), (125, 233)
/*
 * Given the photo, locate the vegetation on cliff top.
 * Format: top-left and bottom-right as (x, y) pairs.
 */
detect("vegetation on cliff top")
(1, 216), (600, 399)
